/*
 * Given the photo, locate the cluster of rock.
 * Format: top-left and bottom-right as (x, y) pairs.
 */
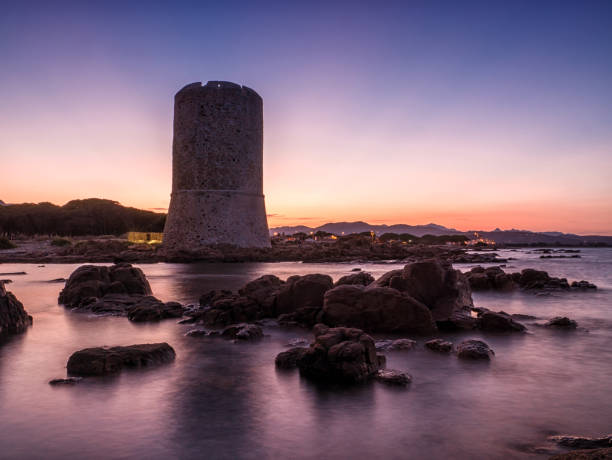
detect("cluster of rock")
(66, 343), (175, 376)
(58, 263), (184, 322)
(0, 281), (32, 336)
(465, 266), (597, 292)
(190, 259), (476, 335)
(548, 434), (612, 460)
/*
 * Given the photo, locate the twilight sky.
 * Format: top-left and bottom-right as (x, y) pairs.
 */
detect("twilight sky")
(1, 1), (611, 234)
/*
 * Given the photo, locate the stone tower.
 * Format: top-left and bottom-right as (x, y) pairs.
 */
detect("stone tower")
(163, 81), (271, 249)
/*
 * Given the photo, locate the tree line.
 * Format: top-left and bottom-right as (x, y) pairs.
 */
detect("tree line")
(0, 199), (166, 237)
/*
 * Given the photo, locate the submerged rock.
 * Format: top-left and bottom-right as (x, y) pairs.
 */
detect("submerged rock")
(221, 323), (263, 341)
(425, 338), (453, 353)
(549, 448), (612, 459)
(456, 339), (494, 360)
(296, 324), (381, 384)
(0, 281), (33, 336)
(375, 369), (412, 386)
(477, 310), (526, 332)
(549, 434), (612, 449)
(545, 317), (578, 329)
(49, 377), (83, 385)
(67, 343), (175, 376)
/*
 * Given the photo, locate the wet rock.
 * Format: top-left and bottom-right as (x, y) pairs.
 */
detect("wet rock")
(275, 347), (308, 369)
(425, 338), (453, 353)
(221, 323), (263, 340)
(126, 300), (184, 322)
(375, 369), (412, 386)
(285, 338), (310, 347)
(47, 278), (67, 283)
(59, 263), (152, 308)
(0, 281), (33, 336)
(277, 305), (323, 328)
(66, 343), (175, 376)
(49, 377), (82, 385)
(376, 338), (417, 351)
(321, 284), (436, 334)
(199, 289), (233, 307)
(456, 339), (494, 360)
(185, 328), (208, 337)
(478, 310), (526, 332)
(549, 434), (612, 449)
(465, 266), (516, 291)
(549, 447), (612, 459)
(334, 272), (375, 287)
(238, 275), (283, 315)
(571, 280), (597, 290)
(545, 317), (578, 329)
(276, 274), (333, 315)
(296, 324), (380, 384)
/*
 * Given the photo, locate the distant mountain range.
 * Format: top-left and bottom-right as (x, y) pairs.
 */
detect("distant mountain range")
(270, 221), (612, 245)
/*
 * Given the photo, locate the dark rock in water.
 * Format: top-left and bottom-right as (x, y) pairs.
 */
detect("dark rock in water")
(478, 310), (526, 332)
(456, 339), (494, 360)
(334, 272), (375, 287)
(373, 259), (475, 330)
(199, 289), (233, 307)
(278, 305), (323, 328)
(66, 343), (175, 376)
(238, 275), (283, 315)
(425, 338), (453, 353)
(351, 268), (362, 272)
(59, 263), (152, 308)
(0, 272), (26, 276)
(549, 447), (612, 459)
(49, 377), (82, 385)
(185, 328), (208, 337)
(511, 313), (537, 320)
(375, 338), (417, 351)
(375, 369), (412, 386)
(126, 299), (184, 322)
(276, 274), (333, 315)
(275, 347), (308, 369)
(465, 266), (516, 291)
(0, 281), (33, 336)
(549, 434), (612, 449)
(0, 279), (12, 284)
(296, 324), (380, 384)
(571, 280), (597, 290)
(221, 323), (263, 341)
(321, 284), (436, 335)
(47, 278), (67, 283)
(286, 338), (309, 347)
(545, 317), (578, 329)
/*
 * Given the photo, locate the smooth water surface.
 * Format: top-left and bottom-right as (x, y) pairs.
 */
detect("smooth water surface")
(1, 248), (611, 459)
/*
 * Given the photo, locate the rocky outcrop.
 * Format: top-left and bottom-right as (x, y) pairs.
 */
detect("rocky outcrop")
(321, 284), (436, 334)
(375, 338), (416, 351)
(66, 343), (175, 376)
(375, 369), (412, 386)
(0, 281), (32, 336)
(334, 272), (375, 287)
(276, 274), (333, 315)
(59, 263), (152, 308)
(456, 339), (494, 360)
(549, 434), (612, 450)
(275, 347), (308, 369)
(296, 324), (381, 383)
(465, 266), (597, 293)
(549, 448), (612, 459)
(425, 339), (453, 353)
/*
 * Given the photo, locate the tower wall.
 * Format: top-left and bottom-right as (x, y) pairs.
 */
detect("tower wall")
(163, 81), (271, 249)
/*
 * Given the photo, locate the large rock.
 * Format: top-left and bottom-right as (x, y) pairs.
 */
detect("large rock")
(374, 259), (475, 329)
(549, 434), (612, 450)
(465, 266), (516, 291)
(221, 323), (264, 341)
(59, 263), (152, 308)
(425, 338), (453, 353)
(334, 272), (375, 287)
(238, 275), (284, 315)
(275, 347), (308, 369)
(296, 324), (381, 383)
(456, 339), (494, 360)
(276, 274), (333, 315)
(67, 343), (175, 376)
(0, 281), (32, 336)
(321, 284), (436, 334)
(545, 316), (578, 329)
(549, 448), (612, 459)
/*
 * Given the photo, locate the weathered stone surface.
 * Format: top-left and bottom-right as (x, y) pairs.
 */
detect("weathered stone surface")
(275, 347), (308, 369)
(221, 323), (263, 340)
(375, 369), (412, 386)
(276, 274), (333, 315)
(296, 324), (380, 383)
(425, 339), (453, 353)
(67, 343), (175, 376)
(375, 339), (416, 351)
(334, 272), (375, 287)
(549, 447), (612, 459)
(478, 310), (526, 332)
(58, 263), (152, 309)
(163, 81), (270, 250)
(0, 281), (32, 336)
(238, 275), (283, 314)
(69, 292), (184, 322)
(321, 284), (436, 334)
(456, 339), (494, 360)
(465, 266), (516, 291)
(545, 317), (578, 329)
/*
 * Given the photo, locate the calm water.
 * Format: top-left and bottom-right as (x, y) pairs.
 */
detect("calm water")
(1, 248), (611, 459)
